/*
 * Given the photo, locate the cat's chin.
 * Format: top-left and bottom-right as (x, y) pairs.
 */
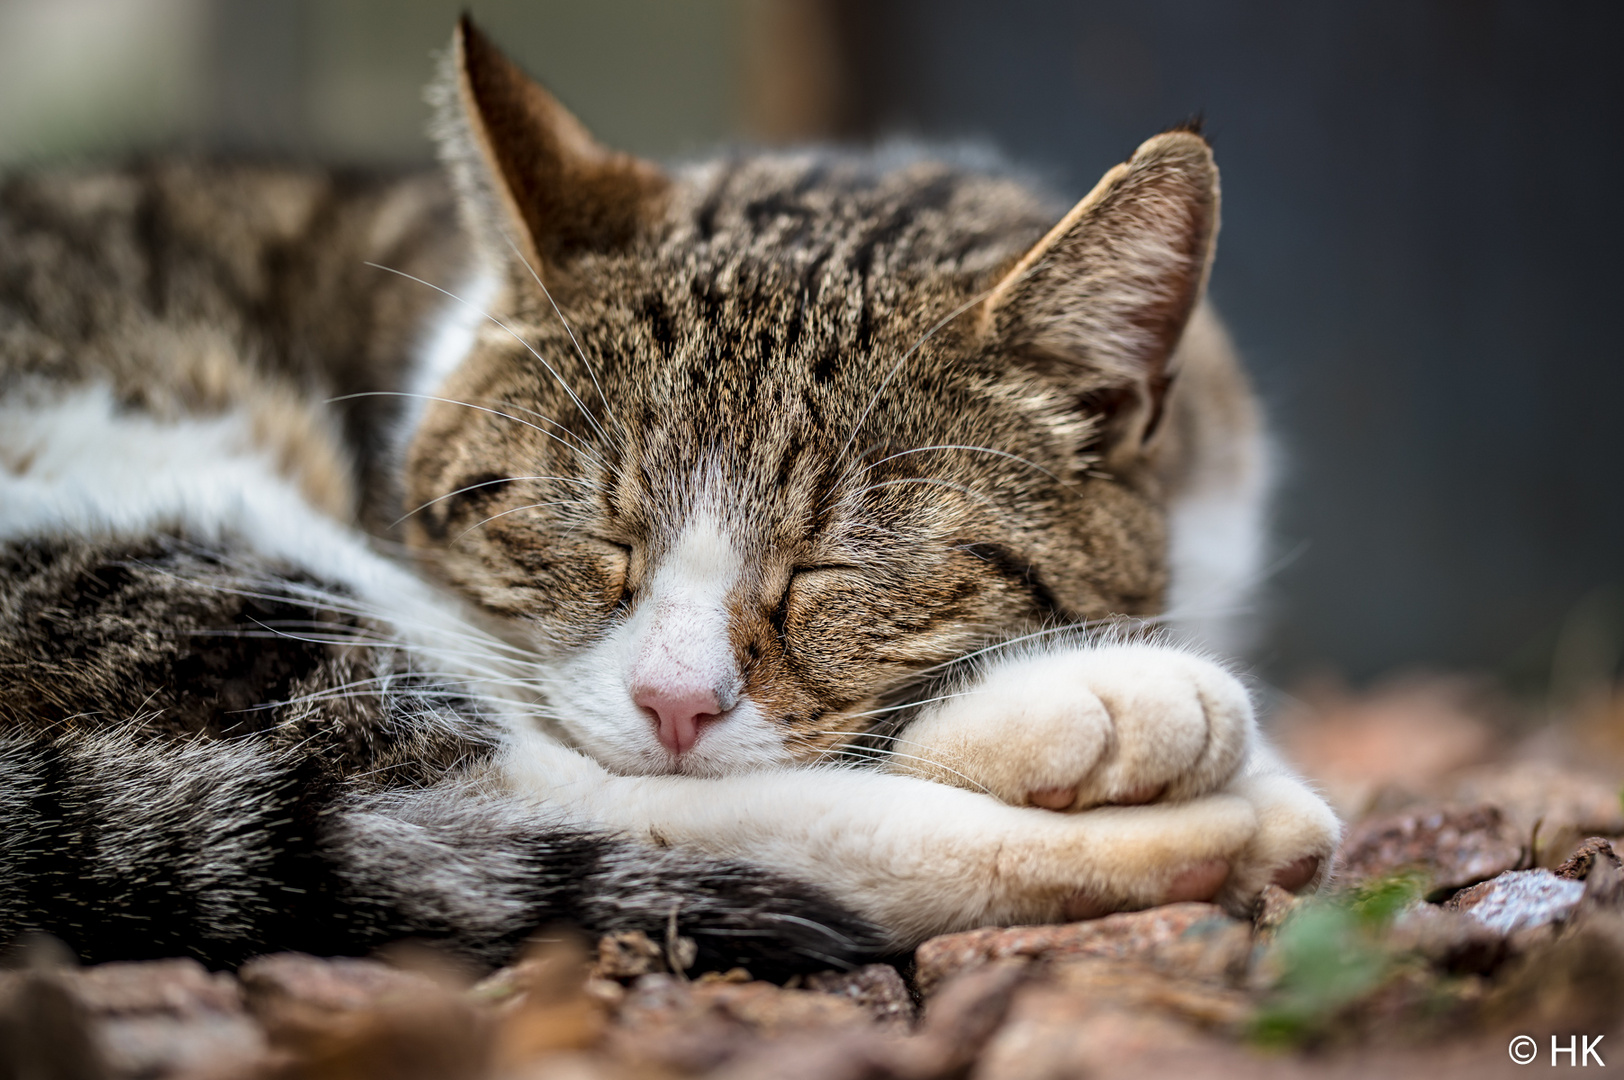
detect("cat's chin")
(592, 748), (783, 779)
(558, 724), (796, 779)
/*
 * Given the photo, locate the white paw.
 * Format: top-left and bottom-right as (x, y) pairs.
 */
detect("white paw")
(878, 787), (1266, 940)
(1216, 746), (1342, 906)
(893, 642), (1254, 812)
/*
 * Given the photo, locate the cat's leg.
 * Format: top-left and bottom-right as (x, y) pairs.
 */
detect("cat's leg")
(876, 639), (1338, 900)
(501, 727), (1262, 946)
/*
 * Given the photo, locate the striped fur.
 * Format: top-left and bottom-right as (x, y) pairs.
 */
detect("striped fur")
(0, 537), (880, 971)
(0, 18), (1339, 971)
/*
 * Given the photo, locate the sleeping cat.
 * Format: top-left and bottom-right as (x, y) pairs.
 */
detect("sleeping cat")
(0, 18), (1337, 973)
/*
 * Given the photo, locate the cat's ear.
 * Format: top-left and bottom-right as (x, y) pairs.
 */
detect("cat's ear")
(978, 129), (1218, 464)
(431, 16), (669, 279)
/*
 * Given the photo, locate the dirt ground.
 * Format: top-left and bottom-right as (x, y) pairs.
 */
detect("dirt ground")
(5, 675), (1622, 1080)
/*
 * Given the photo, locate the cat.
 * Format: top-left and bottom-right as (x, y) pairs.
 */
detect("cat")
(0, 17), (1338, 974)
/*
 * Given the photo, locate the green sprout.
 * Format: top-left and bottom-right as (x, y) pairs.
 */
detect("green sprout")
(1250, 873), (1424, 1047)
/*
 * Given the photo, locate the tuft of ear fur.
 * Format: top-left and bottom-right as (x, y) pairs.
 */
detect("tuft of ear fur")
(428, 16), (668, 279)
(978, 131), (1219, 464)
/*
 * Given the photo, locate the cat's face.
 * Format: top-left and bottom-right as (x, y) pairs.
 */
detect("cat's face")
(403, 20), (1218, 776)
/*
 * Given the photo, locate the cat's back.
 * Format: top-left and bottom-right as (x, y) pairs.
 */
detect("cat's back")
(0, 160), (468, 528)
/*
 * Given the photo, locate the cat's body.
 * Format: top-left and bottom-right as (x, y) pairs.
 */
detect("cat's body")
(0, 20), (1335, 973)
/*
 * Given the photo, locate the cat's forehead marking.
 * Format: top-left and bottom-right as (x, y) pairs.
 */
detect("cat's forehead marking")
(644, 463), (743, 541)
(654, 507), (739, 590)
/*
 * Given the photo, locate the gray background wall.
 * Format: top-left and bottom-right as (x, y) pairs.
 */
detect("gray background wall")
(826, 2), (1624, 691)
(2, 0), (1618, 691)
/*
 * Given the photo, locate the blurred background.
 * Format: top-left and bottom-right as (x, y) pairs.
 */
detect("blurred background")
(2, 0), (1620, 712)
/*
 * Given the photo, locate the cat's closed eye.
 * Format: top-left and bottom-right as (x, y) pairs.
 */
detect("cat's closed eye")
(790, 564), (858, 577)
(778, 564), (864, 625)
(586, 539), (633, 608)
(786, 564), (860, 593)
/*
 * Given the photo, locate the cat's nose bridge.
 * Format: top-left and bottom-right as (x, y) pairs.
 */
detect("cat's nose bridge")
(624, 511), (746, 755)
(627, 594), (743, 755)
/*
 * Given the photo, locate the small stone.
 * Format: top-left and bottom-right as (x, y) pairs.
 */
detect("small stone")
(0, 973), (111, 1080)
(802, 964), (915, 1029)
(498, 1050), (631, 1080)
(58, 957), (243, 1018)
(1485, 910), (1624, 1035)
(1144, 915), (1256, 986)
(1444, 869), (1586, 935)
(1386, 902), (1510, 975)
(98, 1013), (267, 1079)
(235, 955), (491, 1080)
(917, 959), (1031, 1070)
(1447, 761), (1624, 837)
(238, 952), (447, 1040)
(1336, 803), (1523, 894)
(30, 954), (263, 1071)
(1065, 958), (1252, 1029)
(1581, 857), (1624, 910)
(607, 972), (875, 1076)
(694, 967), (753, 986)
(18, 959), (266, 1080)
(972, 980), (1225, 1080)
(608, 974), (751, 1074)
(965, 956), (1257, 1080)
(693, 979), (872, 1035)
(913, 903), (1236, 996)
(270, 991), (491, 1080)
(704, 1029), (920, 1080)
(591, 930), (666, 980)
(1253, 883), (1305, 935)
(1554, 836), (1623, 881)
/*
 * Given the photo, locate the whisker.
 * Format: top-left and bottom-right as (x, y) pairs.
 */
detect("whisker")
(468, 396), (608, 466)
(503, 234), (620, 437)
(909, 614), (1165, 677)
(809, 745), (993, 795)
(362, 261), (613, 449)
(183, 609), (533, 671)
(839, 690), (979, 720)
(451, 500), (581, 543)
(392, 474), (601, 528)
(858, 443), (1064, 484)
(1159, 538), (1309, 626)
(228, 674), (489, 713)
(230, 618), (524, 682)
(160, 576), (543, 669)
(850, 476), (1000, 513)
(838, 285), (1000, 465)
(327, 389), (603, 470)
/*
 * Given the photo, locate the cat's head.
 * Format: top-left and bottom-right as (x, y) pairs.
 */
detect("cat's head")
(403, 18), (1219, 776)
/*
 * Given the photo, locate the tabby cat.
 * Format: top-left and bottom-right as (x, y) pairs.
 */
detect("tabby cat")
(0, 18), (1338, 974)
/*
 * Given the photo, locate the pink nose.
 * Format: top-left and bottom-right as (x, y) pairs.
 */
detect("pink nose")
(633, 685), (723, 756)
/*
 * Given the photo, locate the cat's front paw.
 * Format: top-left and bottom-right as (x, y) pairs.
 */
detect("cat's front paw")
(895, 642), (1253, 813)
(1218, 746), (1342, 904)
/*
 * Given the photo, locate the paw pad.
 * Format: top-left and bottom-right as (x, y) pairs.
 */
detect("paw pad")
(1270, 854), (1321, 893)
(1164, 858), (1231, 903)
